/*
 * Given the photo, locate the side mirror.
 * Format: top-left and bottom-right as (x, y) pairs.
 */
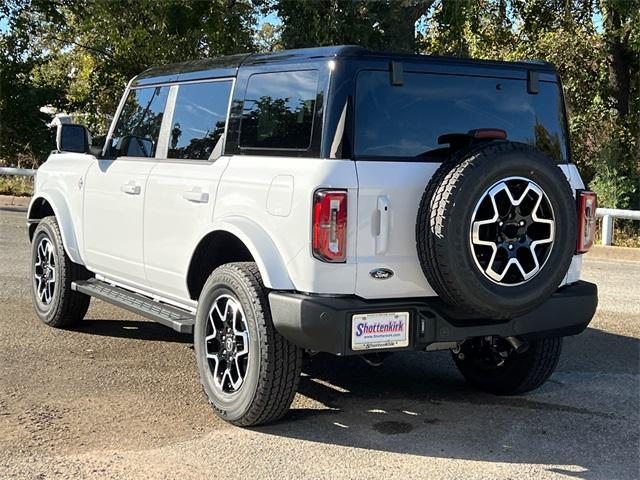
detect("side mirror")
(56, 124), (90, 154)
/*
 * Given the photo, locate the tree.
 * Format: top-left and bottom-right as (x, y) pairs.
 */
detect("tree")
(1, 0), (259, 164)
(275, 0), (436, 53)
(0, 31), (60, 166)
(601, 0), (637, 118)
(420, 0), (638, 209)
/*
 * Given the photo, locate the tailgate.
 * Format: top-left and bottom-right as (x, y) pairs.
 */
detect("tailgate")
(354, 161), (440, 299)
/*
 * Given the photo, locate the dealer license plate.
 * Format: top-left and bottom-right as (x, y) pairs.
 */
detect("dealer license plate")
(351, 312), (410, 351)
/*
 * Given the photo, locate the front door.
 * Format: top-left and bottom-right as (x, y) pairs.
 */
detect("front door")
(83, 159), (155, 284)
(82, 85), (169, 285)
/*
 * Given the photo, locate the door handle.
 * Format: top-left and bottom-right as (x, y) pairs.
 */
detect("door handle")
(375, 196), (390, 254)
(121, 182), (141, 195)
(182, 189), (209, 204)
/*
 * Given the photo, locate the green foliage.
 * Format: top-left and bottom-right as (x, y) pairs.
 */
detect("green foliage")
(0, 32), (58, 167)
(275, 0), (378, 49)
(590, 122), (638, 209)
(0, 0), (638, 218)
(0, 175), (33, 196)
(275, 0), (436, 52)
(1, 0), (258, 163)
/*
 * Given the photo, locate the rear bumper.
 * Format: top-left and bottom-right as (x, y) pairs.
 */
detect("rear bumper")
(268, 281), (598, 355)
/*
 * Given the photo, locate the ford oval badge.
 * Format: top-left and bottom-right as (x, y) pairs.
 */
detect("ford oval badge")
(369, 268), (394, 280)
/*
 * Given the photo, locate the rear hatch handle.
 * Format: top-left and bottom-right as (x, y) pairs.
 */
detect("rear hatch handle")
(376, 195), (390, 254)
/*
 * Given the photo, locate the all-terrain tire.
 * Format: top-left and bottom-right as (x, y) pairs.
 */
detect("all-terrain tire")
(453, 337), (563, 395)
(30, 216), (91, 327)
(194, 262), (302, 426)
(416, 141), (577, 319)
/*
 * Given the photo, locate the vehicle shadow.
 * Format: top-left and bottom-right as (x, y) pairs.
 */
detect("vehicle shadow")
(73, 318), (192, 344)
(257, 327), (639, 480)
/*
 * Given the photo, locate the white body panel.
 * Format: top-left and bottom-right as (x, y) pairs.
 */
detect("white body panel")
(83, 158), (155, 284)
(353, 161), (440, 298)
(31, 152), (586, 305)
(28, 152), (93, 264)
(143, 158), (229, 299)
(215, 156), (359, 295)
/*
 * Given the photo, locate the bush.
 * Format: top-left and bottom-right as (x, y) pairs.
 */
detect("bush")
(589, 123), (639, 210)
(0, 175), (33, 196)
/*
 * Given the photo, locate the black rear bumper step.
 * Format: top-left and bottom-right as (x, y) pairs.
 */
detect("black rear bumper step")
(269, 281), (598, 355)
(72, 278), (194, 334)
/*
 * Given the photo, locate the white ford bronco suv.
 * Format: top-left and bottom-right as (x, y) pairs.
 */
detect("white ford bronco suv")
(28, 46), (598, 426)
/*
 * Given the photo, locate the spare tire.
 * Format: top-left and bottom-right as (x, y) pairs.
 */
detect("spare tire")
(416, 141), (576, 319)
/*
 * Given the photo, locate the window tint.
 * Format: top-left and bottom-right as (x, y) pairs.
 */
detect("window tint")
(168, 80), (232, 160)
(240, 70), (318, 150)
(355, 71), (568, 162)
(111, 86), (169, 158)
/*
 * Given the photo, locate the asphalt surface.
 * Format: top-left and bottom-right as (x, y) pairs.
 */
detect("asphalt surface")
(0, 207), (638, 480)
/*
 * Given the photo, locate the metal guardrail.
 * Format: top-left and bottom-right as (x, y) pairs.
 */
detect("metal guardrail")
(0, 167), (36, 176)
(596, 208), (640, 246)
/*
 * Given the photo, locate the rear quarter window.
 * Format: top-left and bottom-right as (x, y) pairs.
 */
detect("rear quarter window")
(354, 70), (568, 162)
(239, 70), (319, 150)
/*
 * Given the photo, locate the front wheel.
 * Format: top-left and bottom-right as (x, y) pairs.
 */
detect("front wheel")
(194, 262), (302, 426)
(30, 216), (91, 327)
(452, 336), (562, 395)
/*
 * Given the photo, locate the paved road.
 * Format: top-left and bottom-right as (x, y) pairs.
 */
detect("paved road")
(0, 207), (638, 479)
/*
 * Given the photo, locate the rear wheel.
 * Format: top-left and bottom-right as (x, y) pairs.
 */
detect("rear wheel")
(452, 336), (562, 395)
(30, 216), (91, 327)
(194, 262), (302, 426)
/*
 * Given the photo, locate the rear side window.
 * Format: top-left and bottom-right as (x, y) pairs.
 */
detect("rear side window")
(111, 86), (169, 158)
(355, 70), (568, 162)
(168, 80), (232, 160)
(239, 70), (318, 150)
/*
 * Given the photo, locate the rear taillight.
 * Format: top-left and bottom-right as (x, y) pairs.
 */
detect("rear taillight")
(577, 191), (597, 253)
(312, 189), (347, 262)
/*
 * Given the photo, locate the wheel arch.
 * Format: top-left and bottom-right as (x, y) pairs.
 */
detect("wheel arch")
(27, 192), (84, 265)
(186, 217), (295, 301)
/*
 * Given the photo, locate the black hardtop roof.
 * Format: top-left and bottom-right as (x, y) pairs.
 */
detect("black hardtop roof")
(133, 45), (555, 87)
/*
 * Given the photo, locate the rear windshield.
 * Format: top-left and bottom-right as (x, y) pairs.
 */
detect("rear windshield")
(354, 70), (568, 162)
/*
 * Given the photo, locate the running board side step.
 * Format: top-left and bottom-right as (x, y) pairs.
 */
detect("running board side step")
(72, 278), (195, 334)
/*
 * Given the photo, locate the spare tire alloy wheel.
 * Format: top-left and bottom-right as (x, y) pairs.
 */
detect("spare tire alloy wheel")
(470, 176), (555, 286)
(416, 142), (577, 319)
(205, 294), (250, 394)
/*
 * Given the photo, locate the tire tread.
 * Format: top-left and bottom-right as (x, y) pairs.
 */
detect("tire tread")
(199, 262), (302, 426)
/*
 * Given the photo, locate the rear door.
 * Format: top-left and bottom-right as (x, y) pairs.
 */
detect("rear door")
(143, 79), (234, 301)
(353, 67), (571, 299)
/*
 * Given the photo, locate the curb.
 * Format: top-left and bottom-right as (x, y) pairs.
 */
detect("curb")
(586, 245), (640, 262)
(0, 194), (31, 208)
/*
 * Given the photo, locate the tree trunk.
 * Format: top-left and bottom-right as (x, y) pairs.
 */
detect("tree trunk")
(602, 1), (631, 118)
(379, 0), (436, 53)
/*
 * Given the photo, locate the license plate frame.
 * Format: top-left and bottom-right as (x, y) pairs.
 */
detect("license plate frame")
(351, 312), (410, 351)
